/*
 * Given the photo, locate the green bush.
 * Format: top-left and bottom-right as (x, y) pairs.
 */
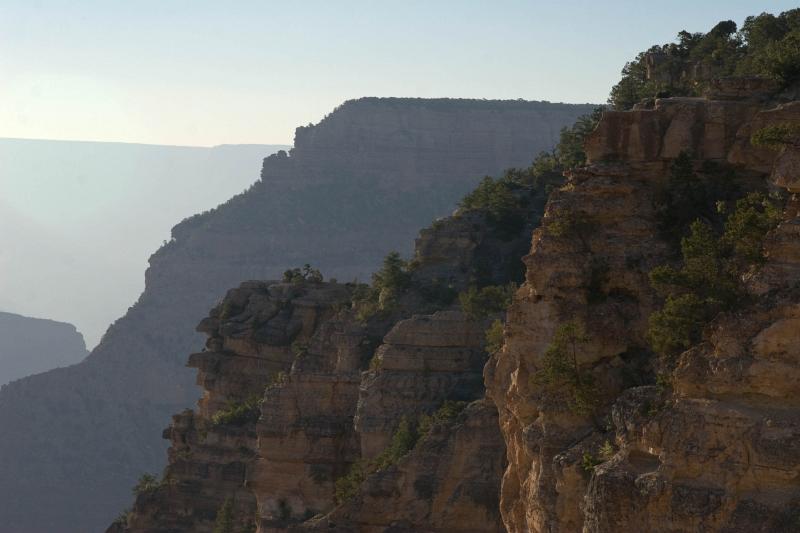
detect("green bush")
(213, 497), (234, 533)
(533, 321), (598, 416)
(581, 441), (615, 474)
(647, 293), (710, 358)
(722, 192), (783, 264)
(334, 416), (419, 503)
(547, 209), (595, 247)
(291, 340), (309, 357)
(556, 108), (605, 169)
(609, 9), (800, 110)
(751, 123), (800, 149)
(373, 251), (411, 292)
(484, 319), (505, 355)
(282, 264), (323, 284)
(333, 460), (367, 504)
(582, 452), (602, 472)
(653, 152), (725, 243)
(268, 371), (288, 388)
(211, 395), (262, 426)
(417, 400), (468, 437)
(599, 440), (615, 461)
(454, 106), (602, 236)
(458, 284), (515, 319)
(459, 176), (520, 216)
(647, 220), (737, 359)
(351, 252), (412, 321)
(458, 176), (527, 236)
(133, 473), (162, 496)
(648, 193), (782, 360)
(112, 509), (131, 526)
(368, 353), (383, 371)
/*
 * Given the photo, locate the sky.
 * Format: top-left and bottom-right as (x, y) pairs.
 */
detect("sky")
(1, 0), (796, 147)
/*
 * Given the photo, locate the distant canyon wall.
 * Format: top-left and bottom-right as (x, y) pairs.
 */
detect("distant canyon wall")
(0, 312), (87, 386)
(0, 97), (595, 533)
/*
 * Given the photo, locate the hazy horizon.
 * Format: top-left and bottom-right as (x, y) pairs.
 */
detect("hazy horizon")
(3, 0), (797, 146)
(0, 138), (287, 347)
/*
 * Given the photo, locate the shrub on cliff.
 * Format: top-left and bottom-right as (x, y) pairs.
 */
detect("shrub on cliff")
(655, 152), (708, 240)
(455, 106), (603, 237)
(213, 497), (234, 533)
(282, 264), (323, 284)
(648, 220), (738, 357)
(647, 293), (710, 358)
(112, 509), (131, 527)
(484, 319), (505, 355)
(351, 251), (412, 321)
(648, 193), (783, 359)
(547, 208), (596, 247)
(556, 107), (605, 169)
(211, 395), (262, 426)
(458, 176), (527, 236)
(458, 284), (515, 319)
(736, 12), (800, 85)
(533, 321), (598, 416)
(751, 123), (800, 149)
(609, 9), (800, 110)
(653, 152), (743, 244)
(133, 473), (162, 496)
(334, 416), (419, 503)
(417, 400), (467, 437)
(373, 251), (412, 293)
(722, 192), (783, 265)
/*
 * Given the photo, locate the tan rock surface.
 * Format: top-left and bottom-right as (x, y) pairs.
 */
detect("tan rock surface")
(115, 281), (352, 533)
(490, 86), (800, 532)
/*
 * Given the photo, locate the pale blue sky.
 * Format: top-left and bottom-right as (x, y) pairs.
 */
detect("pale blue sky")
(1, 1), (796, 146)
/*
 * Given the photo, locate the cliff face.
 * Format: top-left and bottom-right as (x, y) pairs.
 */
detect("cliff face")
(583, 129), (800, 531)
(486, 82), (800, 532)
(117, 281), (352, 533)
(110, 176), (549, 533)
(0, 312), (88, 386)
(0, 98), (593, 533)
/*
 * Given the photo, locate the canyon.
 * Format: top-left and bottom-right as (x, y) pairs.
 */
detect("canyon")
(110, 81), (800, 533)
(0, 139), (288, 347)
(0, 98), (593, 533)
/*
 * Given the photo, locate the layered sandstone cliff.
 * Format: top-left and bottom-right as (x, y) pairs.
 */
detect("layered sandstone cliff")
(0, 98), (593, 533)
(110, 174), (550, 532)
(486, 82), (800, 532)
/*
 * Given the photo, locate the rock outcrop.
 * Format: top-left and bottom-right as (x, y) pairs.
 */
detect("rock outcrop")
(582, 130), (800, 533)
(0, 312), (88, 386)
(0, 98), (594, 533)
(487, 82), (800, 532)
(116, 282), (352, 533)
(305, 399), (506, 533)
(111, 173), (550, 532)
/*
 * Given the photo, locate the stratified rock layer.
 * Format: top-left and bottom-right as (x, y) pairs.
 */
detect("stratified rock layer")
(118, 282), (353, 533)
(113, 182), (547, 533)
(582, 154), (800, 533)
(0, 98), (594, 533)
(487, 84), (800, 532)
(303, 399), (506, 533)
